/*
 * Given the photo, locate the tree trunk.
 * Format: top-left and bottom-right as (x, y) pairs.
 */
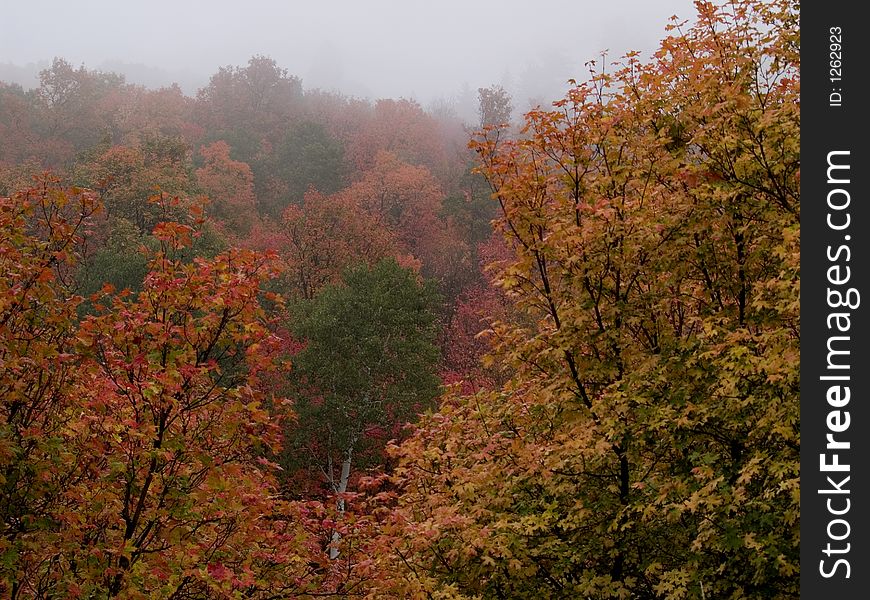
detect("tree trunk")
(328, 445), (353, 560)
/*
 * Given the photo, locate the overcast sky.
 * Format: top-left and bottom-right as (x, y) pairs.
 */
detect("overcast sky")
(3, 0), (696, 107)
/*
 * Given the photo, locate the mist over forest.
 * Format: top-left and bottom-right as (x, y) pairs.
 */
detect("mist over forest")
(1, 0), (696, 120)
(0, 1), (800, 598)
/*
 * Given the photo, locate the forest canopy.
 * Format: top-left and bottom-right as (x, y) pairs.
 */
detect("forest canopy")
(0, 1), (799, 597)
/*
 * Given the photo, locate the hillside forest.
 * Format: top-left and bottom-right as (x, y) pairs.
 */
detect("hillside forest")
(0, 1), (799, 598)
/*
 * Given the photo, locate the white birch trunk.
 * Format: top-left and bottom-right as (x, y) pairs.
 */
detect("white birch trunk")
(328, 445), (353, 560)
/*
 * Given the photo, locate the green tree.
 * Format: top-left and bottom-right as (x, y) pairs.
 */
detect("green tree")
(261, 121), (345, 218)
(77, 216), (150, 299)
(286, 259), (440, 556)
(75, 212), (227, 307)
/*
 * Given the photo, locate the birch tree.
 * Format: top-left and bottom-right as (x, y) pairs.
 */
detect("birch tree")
(286, 258), (440, 558)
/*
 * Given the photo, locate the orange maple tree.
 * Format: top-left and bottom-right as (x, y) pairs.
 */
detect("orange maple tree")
(195, 140), (257, 236)
(367, 1), (800, 597)
(0, 183), (330, 598)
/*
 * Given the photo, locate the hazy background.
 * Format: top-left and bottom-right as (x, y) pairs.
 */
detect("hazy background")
(2, 0), (696, 114)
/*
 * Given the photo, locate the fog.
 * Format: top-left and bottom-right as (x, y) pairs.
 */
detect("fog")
(3, 0), (696, 109)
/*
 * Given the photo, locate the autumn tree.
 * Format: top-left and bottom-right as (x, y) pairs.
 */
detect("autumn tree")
(345, 99), (447, 178)
(35, 58), (127, 161)
(477, 84), (513, 129)
(370, 1), (800, 598)
(338, 151), (470, 299)
(113, 84), (200, 147)
(1, 184), (325, 598)
(195, 140), (257, 235)
(439, 277), (512, 391)
(0, 60), (137, 169)
(69, 205), (313, 597)
(74, 134), (194, 234)
(194, 55), (302, 165)
(279, 189), (397, 300)
(0, 158), (47, 197)
(0, 180), (99, 598)
(0, 84), (44, 167)
(300, 90), (373, 161)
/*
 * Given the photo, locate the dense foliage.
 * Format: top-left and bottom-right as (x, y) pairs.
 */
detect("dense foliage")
(0, 1), (799, 597)
(370, 1), (800, 598)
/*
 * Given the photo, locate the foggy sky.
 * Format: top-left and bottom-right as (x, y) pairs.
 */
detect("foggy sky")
(3, 0), (696, 107)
